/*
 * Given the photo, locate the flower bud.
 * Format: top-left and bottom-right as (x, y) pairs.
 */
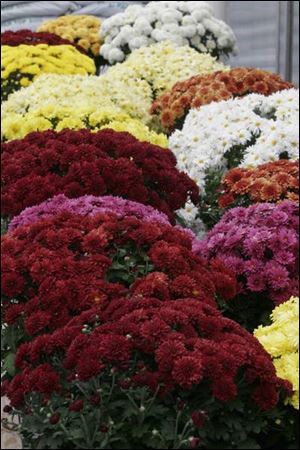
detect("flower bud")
(49, 412), (60, 425)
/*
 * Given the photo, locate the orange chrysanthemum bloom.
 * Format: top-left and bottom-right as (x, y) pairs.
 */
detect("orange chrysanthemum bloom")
(260, 181), (283, 201)
(151, 67), (294, 132)
(218, 160), (299, 208)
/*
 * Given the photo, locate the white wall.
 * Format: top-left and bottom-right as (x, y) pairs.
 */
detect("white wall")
(206, 1), (227, 19)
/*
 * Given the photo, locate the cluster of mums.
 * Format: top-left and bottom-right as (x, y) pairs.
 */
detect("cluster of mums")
(1, 3), (299, 449)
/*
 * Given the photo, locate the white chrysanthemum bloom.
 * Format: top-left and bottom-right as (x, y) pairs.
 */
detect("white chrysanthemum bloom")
(129, 36), (150, 50)
(169, 88), (299, 201)
(177, 201), (207, 238)
(108, 48), (124, 63)
(161, 23), (181, 34)
(196, 23), (206, 36)
(161, 9), (182, 23)
(124, 4), (144, 16)
(181, 15), (196, 26)
(206, 39), (216, 50)
(133, 17), (153, 35)
(191, 9), (210, 22)
(100, 1), (236, 63)
(217, 36), (231, 48)
(190, 35), (201, 47)
(181, 25), (197, 38)
(151, 29), (171, 42)
(199, 43), (209, 53)
(100, 43), (111, 59)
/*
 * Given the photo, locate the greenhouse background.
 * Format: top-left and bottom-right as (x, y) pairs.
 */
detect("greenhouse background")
(1, 1), (299, 83)
(1, 1), (299, 450)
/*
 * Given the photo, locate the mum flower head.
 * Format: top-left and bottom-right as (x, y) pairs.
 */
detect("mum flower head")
(1, 128), (198, 221)
(197, 201), (299, 328)
(2, 210), (236, 341)
(1, 40), (95, 102)
(152, 67), (293, 132)
(100, 1), (236, 64)
(254, 296), (299, 409)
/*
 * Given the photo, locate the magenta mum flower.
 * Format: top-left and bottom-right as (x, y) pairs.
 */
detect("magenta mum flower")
(8, 194), (200, 251)
(198, 201), (299, 305)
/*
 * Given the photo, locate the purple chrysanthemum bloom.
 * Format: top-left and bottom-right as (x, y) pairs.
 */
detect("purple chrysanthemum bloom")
(197, 201), (299, 305)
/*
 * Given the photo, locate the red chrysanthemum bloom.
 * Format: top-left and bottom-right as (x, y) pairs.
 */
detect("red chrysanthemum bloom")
(24, 311), (52, 336)
(191, 410), (206, 428)
(212, 376), (238, 402)
(68, 399), (84, 412)
(252, 383), (280, 411)
(172, 356), (204, 389)
(5, 298), (287, 413)
(218, 193), (235, 209)
(49, 412), (61, 425)
(2, 212), (237, 348)
(1, 29), (87, 54)
(1, 129), (198, 223)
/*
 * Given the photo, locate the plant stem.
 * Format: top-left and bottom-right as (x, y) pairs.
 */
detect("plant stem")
(91, 408), (101, 446)
(76, 382), (89, 399)
(59, 423), (88, 449)
(107, 372), (116, 403)
(126, 393), (139, 411)
(176, 419), (193, 449)
(173, 411), (182, 448)
(146, 385), (161, 413)
(81, 414), (92, 448)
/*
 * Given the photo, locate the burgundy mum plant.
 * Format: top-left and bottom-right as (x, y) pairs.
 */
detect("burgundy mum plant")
(1, 129), (199, 223)
(3, 297), (291, 449)
(2, 211), (236, 344)
(1, 29), (88, 54)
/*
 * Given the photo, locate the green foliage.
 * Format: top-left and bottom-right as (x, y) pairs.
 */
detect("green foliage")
(197, 133), (260, 229)
(224, 133), (259, 170)
(198, 168), (225, 229)
(106, 242), (155, 286)
(1, 71), (34, 103)
(198, 168), (251, 230)
(8, 369), (297, 449)
(217, 293), (274, 332)
(1, 321), (28, 375)
(1, 217), (9, 235)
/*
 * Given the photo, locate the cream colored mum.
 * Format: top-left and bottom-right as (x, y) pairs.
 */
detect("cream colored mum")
(106, 41), (228, 96)
(1, 74), (152, 125)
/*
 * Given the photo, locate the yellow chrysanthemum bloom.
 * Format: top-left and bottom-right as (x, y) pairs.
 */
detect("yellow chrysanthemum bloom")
(1, 74), (153, 126)
(2, 43), (226, 131)
(254, 297), (299, 409)
(2, 41), (226, 129)
(38, 15), (102, 56)
(1, 106), (168, 148)
(1, 44), (95, 102)
(106, 41), (228, 97)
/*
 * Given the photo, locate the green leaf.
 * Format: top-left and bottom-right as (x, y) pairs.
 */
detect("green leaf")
(237, 439), (261, 449)
(161, 420), (175, 440)
(69, 429), (85, 440)
(122, 405), (138, 419)
(132, 424), (150, 438)
(3, 353), (16, 376)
